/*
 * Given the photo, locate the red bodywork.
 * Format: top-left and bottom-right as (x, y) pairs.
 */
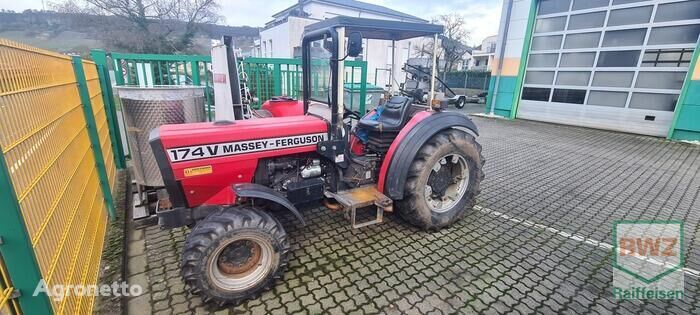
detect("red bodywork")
(158, 116), (328, 206)
(377, 111), (433, 192)
(261, 98), (304, 117)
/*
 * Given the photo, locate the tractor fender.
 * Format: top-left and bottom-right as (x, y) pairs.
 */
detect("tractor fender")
(378, 112), (479, 200)
(232, 183), (306, 226)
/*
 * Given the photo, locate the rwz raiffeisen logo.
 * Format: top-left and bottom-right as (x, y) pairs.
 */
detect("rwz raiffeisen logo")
(613, 221), (684, 300)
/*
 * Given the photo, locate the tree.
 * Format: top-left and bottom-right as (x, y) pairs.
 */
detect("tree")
(51, 0), (221, 53)
(414, 14), (471, 78)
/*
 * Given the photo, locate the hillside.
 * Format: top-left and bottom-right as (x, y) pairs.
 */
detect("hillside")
(0, 10), (259, 56)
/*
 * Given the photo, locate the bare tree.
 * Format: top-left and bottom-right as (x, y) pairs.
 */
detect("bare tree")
(51, 0), (221, 53)
(414, 14), (471, 77)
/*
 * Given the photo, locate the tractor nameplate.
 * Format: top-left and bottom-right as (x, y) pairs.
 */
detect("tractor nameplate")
(167, 133), (328, 162)
(184, 165), (213, 177)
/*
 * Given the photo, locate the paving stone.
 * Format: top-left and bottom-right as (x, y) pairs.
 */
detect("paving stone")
(128, 239), (146, 257)
(129, 116), (700, 314)
(127, 272), (149, 294)
(127, 294), (151, 314)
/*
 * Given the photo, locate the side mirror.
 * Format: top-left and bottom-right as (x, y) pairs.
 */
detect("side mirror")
(347, 32), (363, 57)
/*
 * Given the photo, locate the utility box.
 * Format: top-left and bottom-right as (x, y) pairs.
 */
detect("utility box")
(115, 86), (206, 187)
(344, 83), (385, 113)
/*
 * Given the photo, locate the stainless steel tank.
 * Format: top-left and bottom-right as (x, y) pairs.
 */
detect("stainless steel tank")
(115, 86), (206, 187)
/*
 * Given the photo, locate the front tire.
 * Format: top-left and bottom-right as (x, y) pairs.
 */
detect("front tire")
(181, 206), (289, 305)
(397, 129), (484, 230)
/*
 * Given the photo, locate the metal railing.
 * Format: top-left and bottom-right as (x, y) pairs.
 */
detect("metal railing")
(243, 57), (368, 112)
(0, 38), (116, 314)
(108, 52), (215, 120)
(106, 53), (370, 115)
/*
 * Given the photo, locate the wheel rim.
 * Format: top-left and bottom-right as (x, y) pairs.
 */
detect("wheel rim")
(208, 234), (275, 292)
(424, 154), (469, 213)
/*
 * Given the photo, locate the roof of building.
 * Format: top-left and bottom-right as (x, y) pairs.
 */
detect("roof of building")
(273, 0), (428, 23)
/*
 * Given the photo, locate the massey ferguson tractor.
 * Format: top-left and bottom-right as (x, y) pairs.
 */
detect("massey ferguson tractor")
(149, 17), (484, 305)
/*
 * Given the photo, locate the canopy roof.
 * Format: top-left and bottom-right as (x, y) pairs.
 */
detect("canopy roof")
(304, 16), (444, 41)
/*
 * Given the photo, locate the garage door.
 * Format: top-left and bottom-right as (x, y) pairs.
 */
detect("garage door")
(517, 0), (700, 136)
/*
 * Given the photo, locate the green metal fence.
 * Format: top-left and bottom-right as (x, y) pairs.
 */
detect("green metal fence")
(243, 57), (368, 112)
(107, 52), (215, 120)
(103, 52), (370, 116)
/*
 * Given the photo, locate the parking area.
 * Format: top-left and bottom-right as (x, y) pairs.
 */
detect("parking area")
(125, 115), (700, 314)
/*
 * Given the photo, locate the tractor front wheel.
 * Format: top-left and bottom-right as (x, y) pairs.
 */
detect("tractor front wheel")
(181, 206), (289, 305)
(397, 129), (484, 231)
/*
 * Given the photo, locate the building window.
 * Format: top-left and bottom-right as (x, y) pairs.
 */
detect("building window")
(538, 0), (571, 15)
(528, 53), (559, 68)
(572, 0), (608, 11)
(556, 71), (591, 86)
(525, 71), (555, 85)
(635, 72), (687, 90)
(564, 32), (601, 49)
(568, 12), (606, 30)
(648, 24), (700, 45)
(532, 35), (563, 51)
(560, 52), (596, 67)
(587, 91), (628, 107)
(597, 51), (641, 67)
(655, 1), (700, 22)
(607, 6), (653, 26)
(536, 16), (567, 33)
(592, 72), (635, 88)
(522, 0), (694, 113)
(522, 88), (552, 101)
(552, 89), (587, 104)
(602, 29), (647, 47)
(629, 93), (678, 111)
(642, 48), (694, 67)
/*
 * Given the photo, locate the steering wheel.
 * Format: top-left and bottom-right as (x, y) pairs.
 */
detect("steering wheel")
(343, 106), (362, 120)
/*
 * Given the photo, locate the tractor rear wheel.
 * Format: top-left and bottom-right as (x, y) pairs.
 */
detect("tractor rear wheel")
(397, 129), (484, 231)
(181, 206), (289, 305)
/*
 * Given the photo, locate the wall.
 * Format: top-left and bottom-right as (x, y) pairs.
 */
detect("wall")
(486, 0), (535, 118)
(670, 41), (700, 141)
(260, 1), (427, 92)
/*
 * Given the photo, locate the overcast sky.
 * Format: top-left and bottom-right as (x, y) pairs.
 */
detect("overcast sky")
(0, 0), (503, 44)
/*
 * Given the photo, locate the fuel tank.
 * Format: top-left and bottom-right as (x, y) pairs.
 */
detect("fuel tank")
(151, 115), (329, 206)
(261, 97), (304, 117)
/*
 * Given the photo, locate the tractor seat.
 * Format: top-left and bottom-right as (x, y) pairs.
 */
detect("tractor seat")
(358, 96), (413, 132)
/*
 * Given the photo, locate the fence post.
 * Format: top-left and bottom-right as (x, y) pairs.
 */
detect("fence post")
(90, 49), (127, 170)
(359, 61), (368, 113)
(0, 150), (53, 314)
(72, 56), (117, 219)
(273, 63), (282, 96)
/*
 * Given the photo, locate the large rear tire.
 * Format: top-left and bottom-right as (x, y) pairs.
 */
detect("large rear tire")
(396, 129), (484, 231)
(181, 206), (289, 305)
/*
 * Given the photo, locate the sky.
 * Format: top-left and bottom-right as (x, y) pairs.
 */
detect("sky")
(0, 0), (503, 45)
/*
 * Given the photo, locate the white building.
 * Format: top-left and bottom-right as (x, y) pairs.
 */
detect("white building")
(255, 0), (432, 91)
(487, 0), (700, 139)
(470, 35), (497, 71)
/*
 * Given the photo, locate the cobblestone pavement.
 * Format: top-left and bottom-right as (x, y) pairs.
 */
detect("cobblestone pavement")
(125, 116), (700, 314)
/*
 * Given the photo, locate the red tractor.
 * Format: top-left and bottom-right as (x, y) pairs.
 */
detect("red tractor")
(149, 17), (484, 305)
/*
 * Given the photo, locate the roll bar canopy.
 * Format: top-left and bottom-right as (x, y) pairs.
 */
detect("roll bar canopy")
(303, 16), (444, 41)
